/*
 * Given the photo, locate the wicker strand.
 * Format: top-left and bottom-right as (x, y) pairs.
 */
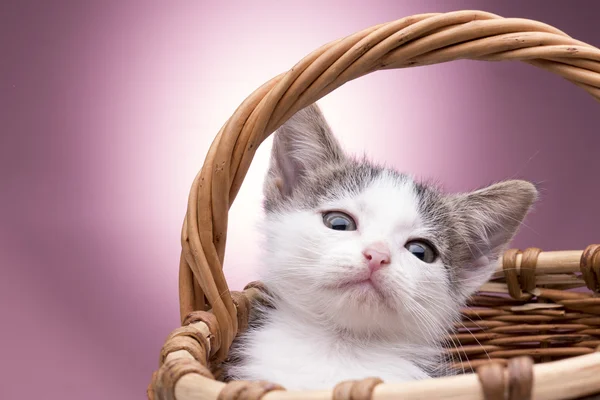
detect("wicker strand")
(476, 357), (534, 400)
(333, 378), (384, 400)
(181, 311), (221, 358)
(217, 381), (285, 400)
(507, 357), (534, 400)
(520, 248), (541, 292)
(581, 244), (600, 292)
(153, 358), (214, 400)
(503, 249), (531, 300)
(476, 362), (505, 400)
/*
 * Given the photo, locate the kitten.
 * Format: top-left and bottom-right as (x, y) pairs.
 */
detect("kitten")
(223, 103), (537, 390)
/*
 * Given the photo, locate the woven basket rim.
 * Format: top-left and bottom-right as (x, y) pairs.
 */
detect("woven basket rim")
(151, 10), (600, 400)
(168, 347), (600, 399)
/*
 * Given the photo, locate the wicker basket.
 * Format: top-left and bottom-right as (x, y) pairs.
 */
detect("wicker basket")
(149, 10), (600, 400)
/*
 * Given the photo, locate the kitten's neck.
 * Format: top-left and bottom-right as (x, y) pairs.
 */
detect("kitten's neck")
(259, 301), (446, 376)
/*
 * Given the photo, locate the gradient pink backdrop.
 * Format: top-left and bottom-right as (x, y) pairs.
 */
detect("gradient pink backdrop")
(2, 1), (599, 399)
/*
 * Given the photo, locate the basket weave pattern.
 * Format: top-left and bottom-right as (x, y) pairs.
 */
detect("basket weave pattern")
(149, 10), (600, 400)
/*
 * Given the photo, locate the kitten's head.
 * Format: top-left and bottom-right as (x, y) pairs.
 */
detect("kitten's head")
(260, 104), (537, 344)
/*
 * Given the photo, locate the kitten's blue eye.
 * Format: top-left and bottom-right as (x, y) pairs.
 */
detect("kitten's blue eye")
(322, 211), (356, 231)
(405, 240), (437, 263)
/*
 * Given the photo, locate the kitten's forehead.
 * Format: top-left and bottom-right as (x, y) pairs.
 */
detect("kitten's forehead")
(268, 158), (436, 218)
(265, 159), (379, 211)
(339, 172), (421, 230)
(357, 172), (418, 209)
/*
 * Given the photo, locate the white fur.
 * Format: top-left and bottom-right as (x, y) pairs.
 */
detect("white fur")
(228, 173), (460, 389)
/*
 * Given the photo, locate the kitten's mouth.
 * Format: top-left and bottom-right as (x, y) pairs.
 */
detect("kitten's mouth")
(329, 276), (386, 298)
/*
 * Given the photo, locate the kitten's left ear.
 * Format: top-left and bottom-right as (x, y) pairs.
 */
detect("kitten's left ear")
(451, 180), (538, 297)
(264, 103), (346, 202)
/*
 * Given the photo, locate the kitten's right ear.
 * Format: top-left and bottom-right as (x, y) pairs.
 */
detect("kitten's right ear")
(451, 180), (538, 297)
(264, 103), (345, 201)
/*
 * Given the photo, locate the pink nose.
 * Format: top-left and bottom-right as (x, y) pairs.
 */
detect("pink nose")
(363, 243), (391, 273)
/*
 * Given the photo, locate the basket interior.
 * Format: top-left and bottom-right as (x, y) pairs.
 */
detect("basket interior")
(447, 247), (600, 373)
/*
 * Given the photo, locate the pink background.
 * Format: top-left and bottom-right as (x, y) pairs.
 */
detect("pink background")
(2, 1), (599, 399)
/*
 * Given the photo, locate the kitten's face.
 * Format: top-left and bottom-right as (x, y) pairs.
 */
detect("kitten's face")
(260, 104), (537, 343)
(262, 170), (457, 340)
